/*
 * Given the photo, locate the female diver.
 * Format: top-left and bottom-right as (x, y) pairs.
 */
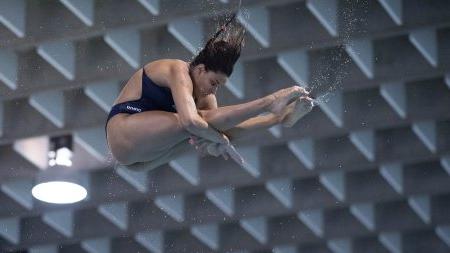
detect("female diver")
(105, 16), (314, 171)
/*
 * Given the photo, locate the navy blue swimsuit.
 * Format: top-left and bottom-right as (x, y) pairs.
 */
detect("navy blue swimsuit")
(105, 69), (177, 131)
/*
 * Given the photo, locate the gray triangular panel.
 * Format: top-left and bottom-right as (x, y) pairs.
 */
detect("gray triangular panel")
(115, 164), (148, 193)
(0, 217), (20, 244)
(318, 91), (343, 128)
(277, 49), (309, 86)
(37, 41), (75, 80)
(435, 226), (450, 247)
(98, 202), (129, 230)
(42, 210), (74, 237)
(319, 170), (346, 201)
(0, 49), (18, 90)
(29, 90), (65, 128)
(239, 217), (268, 244)
(265, 178), (293, 208)
(297, 209), (324, 237)
(135, 230), (164, 253)
(268, 124), (282, 138)
(206, 186), (234, 217)
(167, 17), (203, 55)
(74, 127), (109, 162)
(13, 135), (50, 170)
(191, 223), (219, 250)
(84, 81), (120, 112)
(104, 28), (141, 69)
(380, 82), (407, 118)
(235, 146), (260, 177)
(154, 194), (184, 222)
(379, 163), (403, 194)
(1, 178), (33, 210)
(377, 0), (402, 25)
(345, 39), (374, 79)
(407, 195), (431, 224)
(137, 0), (160, 15)
(350, 203), (375, 231)
(440, 155), (450, 175)
(169, 153), (199, 186)
(327, 238), (352, 253)
(349, 129), (375, 162)
(287, 138), (315, 170)
(378, 232), (402, 253)
(306, 0), (338, 37)
(81, 238), (111, 253)
(409, 29), (438, 67)
(237, 6), (270, 47)
(412, 121), (437, 153)
(60, 0), (94, 26)
(0, 0), (25, 37)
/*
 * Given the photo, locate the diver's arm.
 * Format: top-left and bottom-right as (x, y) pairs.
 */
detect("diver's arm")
(167, 61), (228, 144)
(224, 113), (281, 140)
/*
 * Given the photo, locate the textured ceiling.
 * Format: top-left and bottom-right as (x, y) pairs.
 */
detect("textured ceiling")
(1, 0), (450, 253)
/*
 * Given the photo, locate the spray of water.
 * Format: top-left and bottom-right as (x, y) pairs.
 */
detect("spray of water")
(307, 0), (368, 107)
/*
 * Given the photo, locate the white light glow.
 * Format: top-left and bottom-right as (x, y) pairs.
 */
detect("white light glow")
(48, 147), (73, 167)
(48, 150), (56, 158)
(32, 181), (87, 204)
(48, 159), (56, 166)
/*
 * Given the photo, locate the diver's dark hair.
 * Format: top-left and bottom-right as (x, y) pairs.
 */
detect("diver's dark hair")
(190, 14), (245, 77)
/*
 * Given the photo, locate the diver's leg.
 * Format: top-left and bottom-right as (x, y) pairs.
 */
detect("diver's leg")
(122, 112), (283, 172)
(120, 105), (298, 171)
(197, 86), (305, 131)
(119, 139), (192, 172)
(107, 87), (304, 165)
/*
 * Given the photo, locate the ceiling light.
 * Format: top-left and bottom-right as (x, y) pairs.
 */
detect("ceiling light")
(32, 181), (87, 204)
(31, 169), (89, 204)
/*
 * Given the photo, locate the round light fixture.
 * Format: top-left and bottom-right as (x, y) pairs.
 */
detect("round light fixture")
(31, 181), (87, 204)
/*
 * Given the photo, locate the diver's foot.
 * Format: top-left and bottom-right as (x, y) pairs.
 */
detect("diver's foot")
(281, 96), (314, 128)
(268, 86), (308, 114)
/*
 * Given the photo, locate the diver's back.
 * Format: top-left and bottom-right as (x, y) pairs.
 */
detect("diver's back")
(112, 59), (176, 106)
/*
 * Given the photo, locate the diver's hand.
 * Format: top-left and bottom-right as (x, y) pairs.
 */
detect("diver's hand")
(185, 116), (230, 145)
(189, 136), (229, 160)
(268, 86), (309, 114)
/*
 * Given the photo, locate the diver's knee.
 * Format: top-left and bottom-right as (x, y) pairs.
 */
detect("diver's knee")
(114, 154), (135, 166)
(109, 144), (136, 165)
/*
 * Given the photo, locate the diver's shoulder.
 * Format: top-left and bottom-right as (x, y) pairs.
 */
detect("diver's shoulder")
(144, 59), (189, 87)
(145, 59), (188, 69)
(144, 59), (187, 76)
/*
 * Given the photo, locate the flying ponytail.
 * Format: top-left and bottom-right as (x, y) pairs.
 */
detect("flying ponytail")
(190, 13), (245, 77)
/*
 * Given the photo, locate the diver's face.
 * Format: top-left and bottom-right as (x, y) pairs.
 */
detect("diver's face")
(192, 64), (227, 97)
